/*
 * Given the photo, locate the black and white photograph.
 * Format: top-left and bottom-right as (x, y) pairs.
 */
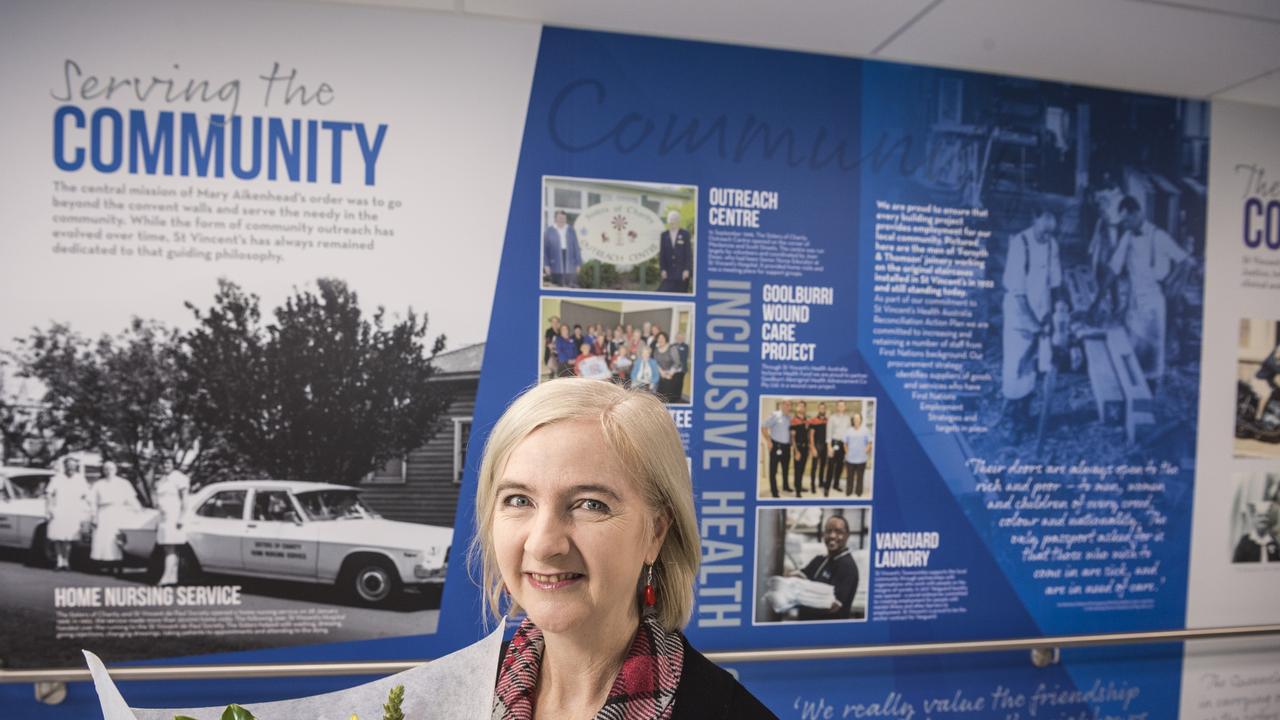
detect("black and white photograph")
(1229, 473), (1280, 564)
(540, 296), (693, 405)
(873, 67), (1208, 466)
(976, 93), (1208, 464)
(1235, 318), (1280, 458)
(0, 276), (482, 669)
(753, 506), (870, 624)
(757, 395), (876, 501)
(541, 176), (697, 295)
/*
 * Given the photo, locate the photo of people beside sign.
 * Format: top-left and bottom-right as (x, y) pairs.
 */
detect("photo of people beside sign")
(540, 176), (697, 295)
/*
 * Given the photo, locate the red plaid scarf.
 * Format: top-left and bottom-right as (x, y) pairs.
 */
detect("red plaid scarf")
(493, 615), (684, 720)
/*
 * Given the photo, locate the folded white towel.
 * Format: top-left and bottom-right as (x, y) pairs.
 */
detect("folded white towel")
(763, 575), (836, 613)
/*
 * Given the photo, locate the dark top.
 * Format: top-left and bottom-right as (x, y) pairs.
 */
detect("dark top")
(554, 335), (578, 364)
(1258, 346), (1280, 389)
(797, 548), (858, 620)
(808, 416), (827, 447)
(673, 341), (690, 371)
(660, 228), (693, 276)
(1233, 533), (1280, 563)
(655, 344), (681, 373)
(544, 327), (557, 363)
(673, 635), (778, 719)
(790, 416), (810, 449)
(497, 634), (778, 719)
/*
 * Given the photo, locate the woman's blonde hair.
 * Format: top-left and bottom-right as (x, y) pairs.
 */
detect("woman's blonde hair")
(470, 378), (700, 632)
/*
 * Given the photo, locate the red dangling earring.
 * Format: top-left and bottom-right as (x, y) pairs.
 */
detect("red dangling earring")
(644, 563), (657, 607)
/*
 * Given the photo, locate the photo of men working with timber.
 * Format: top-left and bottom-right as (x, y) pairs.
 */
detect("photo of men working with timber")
(872, 68), (1208, 466)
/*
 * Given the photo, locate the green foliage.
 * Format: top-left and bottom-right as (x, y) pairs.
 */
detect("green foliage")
(669, 197), (697, 236)
(221, 707), (256, 720)
(629, 255), (661, 288)
(576, 260), (619, 289)
(383, 684), (405, 720)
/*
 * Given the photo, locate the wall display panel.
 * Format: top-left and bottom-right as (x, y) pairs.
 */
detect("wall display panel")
(1186, 101), (1280, 630)
(452, 27), (1226, 719)
(0, 0), (541, 673)
(1177, 100), (1280, 720)
(2, 3), (1279, 718)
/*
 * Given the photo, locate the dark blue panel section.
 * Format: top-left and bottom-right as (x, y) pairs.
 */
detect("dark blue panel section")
(738, 641), (1182, 719)
(856, 61), (1203, 637)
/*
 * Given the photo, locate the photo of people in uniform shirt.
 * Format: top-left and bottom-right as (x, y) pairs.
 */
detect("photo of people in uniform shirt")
(541, 176), (697, 295)
(756, 395), (876, 501)
(754, 506), (870, 623)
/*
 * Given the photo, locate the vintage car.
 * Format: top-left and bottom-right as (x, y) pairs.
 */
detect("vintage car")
(0, 466), (57, 560)
(120, 480), (453, 606)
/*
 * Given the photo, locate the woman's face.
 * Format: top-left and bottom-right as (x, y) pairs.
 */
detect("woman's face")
(492, 419), (666, 637)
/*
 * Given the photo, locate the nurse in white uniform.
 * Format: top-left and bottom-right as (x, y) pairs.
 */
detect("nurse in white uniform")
(45, 456), (90, 570)
(89, 461), (140, 573)
(153, 457), (191, 585)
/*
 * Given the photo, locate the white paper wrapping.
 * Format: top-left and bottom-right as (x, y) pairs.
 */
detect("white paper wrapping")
(85, 624), (503, 720)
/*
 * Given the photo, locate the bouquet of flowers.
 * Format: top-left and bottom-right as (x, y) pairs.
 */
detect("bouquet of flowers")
(85, 623), (503, 719)
(174, 686), (405, 720)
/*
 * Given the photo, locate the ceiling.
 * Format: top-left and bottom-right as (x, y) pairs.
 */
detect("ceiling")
(327, 0), (1280, 107)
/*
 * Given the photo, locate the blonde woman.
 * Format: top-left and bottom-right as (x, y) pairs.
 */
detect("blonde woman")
(474, 378), (775, 719)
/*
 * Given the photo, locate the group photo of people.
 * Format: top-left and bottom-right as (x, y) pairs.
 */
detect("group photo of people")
(541, 176), (697, 295)
(540, 297), (693, 404)
(756, 395), (876, 501)
(24, 453), (175, 578)
(1230, 473), (1280, 564)
(1235, 318), (1280, 458)
(754, 506), (870, 623)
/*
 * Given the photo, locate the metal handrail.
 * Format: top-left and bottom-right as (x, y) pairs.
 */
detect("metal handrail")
(4, 623), (1279, 683)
